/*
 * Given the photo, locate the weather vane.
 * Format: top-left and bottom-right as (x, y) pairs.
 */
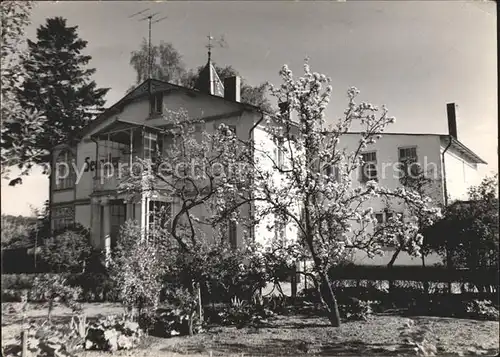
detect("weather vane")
(205, 33), (228, 62)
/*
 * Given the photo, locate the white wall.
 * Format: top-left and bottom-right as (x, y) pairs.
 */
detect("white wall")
(338, 133), (444, 205)
(443, 146), (480, 202)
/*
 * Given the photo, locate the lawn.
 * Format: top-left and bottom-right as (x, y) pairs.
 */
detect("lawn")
(2, 302), (499, 356)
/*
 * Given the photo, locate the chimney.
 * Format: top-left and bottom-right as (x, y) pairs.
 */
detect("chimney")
(446, 103), (458, 140)
(224, 76), (241, 102)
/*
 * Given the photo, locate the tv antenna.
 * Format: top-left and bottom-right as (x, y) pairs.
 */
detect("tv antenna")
(130, 9), (168, 79)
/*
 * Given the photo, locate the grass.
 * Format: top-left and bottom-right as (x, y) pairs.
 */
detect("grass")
(2, 302), (499, 356)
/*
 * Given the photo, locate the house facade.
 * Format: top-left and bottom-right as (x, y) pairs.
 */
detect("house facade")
(49, 59), (486, 266)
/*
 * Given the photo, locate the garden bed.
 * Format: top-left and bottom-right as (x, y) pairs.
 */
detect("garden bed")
(2, 302), (499, 356)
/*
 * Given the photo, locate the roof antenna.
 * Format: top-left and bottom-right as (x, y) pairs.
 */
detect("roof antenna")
(130, 9), (168, 81)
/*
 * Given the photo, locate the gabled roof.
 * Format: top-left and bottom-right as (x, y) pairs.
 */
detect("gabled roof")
(79, 78), (263, 139)
(440, 135), (487, 165)
(321, 131), (487, 165)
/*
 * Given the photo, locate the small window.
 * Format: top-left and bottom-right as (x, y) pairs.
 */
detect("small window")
(55, 150), (75, 190)
(150, 93), (163, 115)
(324, 164), (340, 182)
(398, 147), (421, 180)
(360, 151), (378, 183)
(52, 206), (74, 232)
(374, 210), (398, 226)
(148, 200), (172, 234)
(143, 132), (158, 161)
(398, 147), (417, 163)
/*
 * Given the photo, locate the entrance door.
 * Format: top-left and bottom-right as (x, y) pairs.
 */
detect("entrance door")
(109, 200), (126, 247)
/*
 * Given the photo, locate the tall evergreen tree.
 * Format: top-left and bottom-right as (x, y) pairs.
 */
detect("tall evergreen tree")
(14, 16), (109, 165)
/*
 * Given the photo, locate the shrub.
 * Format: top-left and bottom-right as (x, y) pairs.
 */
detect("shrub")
(207, 296), (275, 328)
(340, 298), (374, 321)
(110, 221), (165, 318)
(1, 274), (36, 290)
(2, 321), (82, 357)
(466, 299), (499, 321)
(41, 225), (92, 273)
(85, 315), (142, 351)
(32, 274), (82, 320)
(151, 306), (202, 337)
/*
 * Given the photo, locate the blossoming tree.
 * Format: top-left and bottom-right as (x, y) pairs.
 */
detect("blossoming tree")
(116, 108), (257, 327)
(251, 61), (441, 326)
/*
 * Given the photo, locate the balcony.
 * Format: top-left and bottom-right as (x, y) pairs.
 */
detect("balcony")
(90, 119), (165, 193)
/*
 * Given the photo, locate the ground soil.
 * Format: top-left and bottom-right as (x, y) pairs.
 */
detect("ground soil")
(2, 302), (499, 356)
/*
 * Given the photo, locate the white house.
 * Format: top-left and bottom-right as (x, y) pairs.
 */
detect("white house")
(49, 57), (486, 266)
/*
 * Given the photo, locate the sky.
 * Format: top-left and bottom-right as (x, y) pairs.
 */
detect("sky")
(1, 0), (497, 216)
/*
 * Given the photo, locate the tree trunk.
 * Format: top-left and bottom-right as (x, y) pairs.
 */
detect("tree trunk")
(188, 311), (194, 336)
(387, 248), (401, 294)
(48, 299), (54, 322)
(421, 255), (429, 295)
(318, 272), (341, 327)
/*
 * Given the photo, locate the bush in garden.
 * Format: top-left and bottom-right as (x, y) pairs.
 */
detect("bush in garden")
(85, 315), (142, 351)
(466, 299), (499, 321)
(110, 221), (166, 321)
(206, 296), (275, 327)
(1, 274), (36, 290)
(40, 224), (92, 273)
(2, 321), (82, 357)
(68, 250), (117, 302)
(153, 287), (201, 337)
(32, 274), (82, 321)
(339, 298), (374, 321)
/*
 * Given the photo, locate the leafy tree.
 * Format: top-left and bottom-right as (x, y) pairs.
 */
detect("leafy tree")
(0, 214), (37, 249)
(236, 62), (440, 326)
(0, 1), (47, 185)
(41, 224), (92, 273)
(117, 108), (255, 326)
(110, 220), (165, 321)
(425, 174), (499, 272)
(384, 159), (441, 269)
(130, 38), (186, 85)
(9, 16), (109, 170)
(128, 40), (272, 111)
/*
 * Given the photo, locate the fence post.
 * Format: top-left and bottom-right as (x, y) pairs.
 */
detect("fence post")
(21, 328), (28, 357)
(291, 263), (297, 299)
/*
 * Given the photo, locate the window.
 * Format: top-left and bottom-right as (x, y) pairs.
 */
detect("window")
(55, 150), (75, 190)
(109, 200), (126, 248)
(148, 200), (172, 233)
(143, 132), (158, 161)
(398, 146), (421, 178)
(398, 147), (417, 163)
(150, 93), (163, 115)
(228, 220), (237, 249)
(52, 206), (74, 232)
(324, 164), (340, 182)
(360, 151), (378, 183)
(374, 210), (397, 226)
